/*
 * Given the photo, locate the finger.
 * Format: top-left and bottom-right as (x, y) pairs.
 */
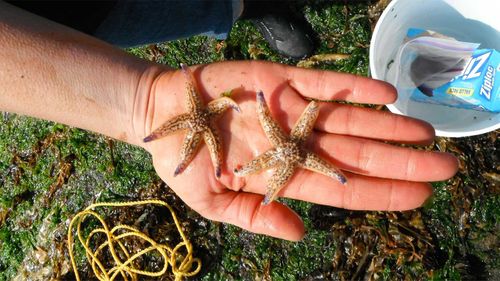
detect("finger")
(242, 172), (432, 211)
(206, 191), (305, 241)
(285, 66), (397, 104)
(315, 103), (435, 144)
(313, 133), (458, 181)
(250, 86), (434, 144)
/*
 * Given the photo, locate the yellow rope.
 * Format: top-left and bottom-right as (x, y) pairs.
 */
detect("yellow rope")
(67, 199), (201, 281)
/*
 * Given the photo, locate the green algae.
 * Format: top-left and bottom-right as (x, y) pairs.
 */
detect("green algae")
(0, 1), (498, 280)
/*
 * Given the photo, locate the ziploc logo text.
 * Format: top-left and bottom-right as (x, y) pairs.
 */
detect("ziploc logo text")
(462, 51), (492, 80)
(480, 65), (495, 100)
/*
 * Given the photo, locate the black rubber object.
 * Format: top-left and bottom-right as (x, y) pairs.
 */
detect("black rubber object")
(241, 1), (315, 59)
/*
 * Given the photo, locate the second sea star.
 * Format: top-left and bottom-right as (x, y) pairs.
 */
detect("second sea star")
(234, 91), (347, 205)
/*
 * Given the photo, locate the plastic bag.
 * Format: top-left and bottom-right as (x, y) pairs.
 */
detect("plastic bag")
(386, 28), (500, 113)
(389, 29), (480, 96)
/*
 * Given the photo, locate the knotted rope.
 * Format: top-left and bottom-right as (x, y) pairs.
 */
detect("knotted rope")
(67, 199), (201, 281)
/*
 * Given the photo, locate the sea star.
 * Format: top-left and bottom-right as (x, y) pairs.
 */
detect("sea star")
(143, 63), (240, 178)
(234, 91), (347, 205)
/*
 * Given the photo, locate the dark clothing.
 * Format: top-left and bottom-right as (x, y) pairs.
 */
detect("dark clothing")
(7, 0), (239, 47)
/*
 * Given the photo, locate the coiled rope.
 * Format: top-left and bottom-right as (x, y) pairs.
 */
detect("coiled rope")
(67, 199), (201, 281)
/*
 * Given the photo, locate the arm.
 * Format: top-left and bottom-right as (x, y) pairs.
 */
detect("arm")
(0, 1), (458, 241)
(0, 1), (167, 147)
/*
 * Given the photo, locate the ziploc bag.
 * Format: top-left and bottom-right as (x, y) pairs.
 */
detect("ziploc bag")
(389, 28), (500, 113)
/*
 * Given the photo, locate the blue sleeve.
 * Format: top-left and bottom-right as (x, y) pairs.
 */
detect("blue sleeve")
(93, 0), (239, 47)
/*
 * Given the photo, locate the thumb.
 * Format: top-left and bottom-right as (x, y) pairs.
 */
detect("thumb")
(206, 191), (305, 241)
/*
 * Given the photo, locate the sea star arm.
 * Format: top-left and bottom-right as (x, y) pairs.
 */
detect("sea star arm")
(180, 63), (204, 112)
(174, 130), (203, 176)
(203, 127), (223, 178)
(301, 152), (347, 185)
(207, 97), (241, 117)
(263, 163), (297, 205)
(233, 148), (278, 176)
(143, 113), (190, 142)
(256, 91), (288, 146)
(290, 101), (319, 144)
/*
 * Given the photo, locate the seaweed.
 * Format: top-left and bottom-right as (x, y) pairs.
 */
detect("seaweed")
(0, 1), (498, 280)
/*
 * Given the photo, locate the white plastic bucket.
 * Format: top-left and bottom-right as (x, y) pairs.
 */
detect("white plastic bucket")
(370, 0), (500, 137)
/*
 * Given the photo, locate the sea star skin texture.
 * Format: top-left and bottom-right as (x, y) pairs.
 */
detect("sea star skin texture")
(144, 63), (240, 178)
(234, 91), (347, 205)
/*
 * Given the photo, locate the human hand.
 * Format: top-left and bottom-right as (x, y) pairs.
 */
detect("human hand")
(137, 61), (458, 241)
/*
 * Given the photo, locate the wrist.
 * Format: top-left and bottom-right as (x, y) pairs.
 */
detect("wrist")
(130, 65), (174, 150)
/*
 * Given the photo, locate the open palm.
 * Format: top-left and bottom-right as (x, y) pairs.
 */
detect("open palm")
(139, 61), (458, 241)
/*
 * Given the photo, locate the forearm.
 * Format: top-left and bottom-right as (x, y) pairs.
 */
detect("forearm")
(0, 1), (169, 146)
